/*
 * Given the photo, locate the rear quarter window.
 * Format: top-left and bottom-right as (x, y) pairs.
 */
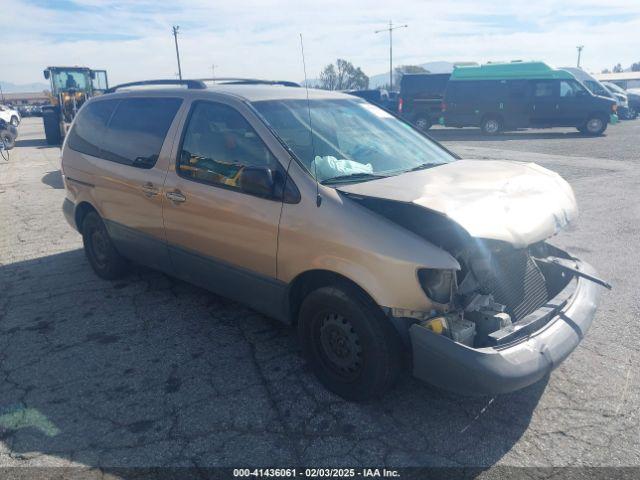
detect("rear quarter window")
(101, 98), (183, 168)
(67, 100), (118, 157)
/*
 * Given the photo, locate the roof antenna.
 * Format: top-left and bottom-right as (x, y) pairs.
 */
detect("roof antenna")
(299, 33), (321, 207)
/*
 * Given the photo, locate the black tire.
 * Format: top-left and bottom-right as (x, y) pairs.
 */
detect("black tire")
(480, 116), (502, 135)
(413, 115), (432, 131)
(298, 284), (403, 401)
(1, 131), (15, 150)
(43, 110), (62, 145)
(81, 211), (128, 280)
(10, 116), (19, 127)
(580, 115), (607, 136)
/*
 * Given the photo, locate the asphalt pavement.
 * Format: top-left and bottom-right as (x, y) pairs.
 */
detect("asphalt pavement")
(0, 118), (638, 475)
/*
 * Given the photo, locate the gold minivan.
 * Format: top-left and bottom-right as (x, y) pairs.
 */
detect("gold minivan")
(61, 79), (608, 400)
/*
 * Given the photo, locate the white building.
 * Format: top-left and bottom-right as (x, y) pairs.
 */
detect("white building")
(593, 72), (640, 89)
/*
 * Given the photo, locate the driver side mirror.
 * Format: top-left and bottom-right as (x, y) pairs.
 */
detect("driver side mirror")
(239, 166), (275, 198)
(43, 70), (50, 80)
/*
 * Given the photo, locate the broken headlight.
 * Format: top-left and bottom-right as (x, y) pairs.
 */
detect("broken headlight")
(417, 269), (456, 304)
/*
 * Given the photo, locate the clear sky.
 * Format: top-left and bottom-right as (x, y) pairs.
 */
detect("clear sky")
(3, 0), (640, 85)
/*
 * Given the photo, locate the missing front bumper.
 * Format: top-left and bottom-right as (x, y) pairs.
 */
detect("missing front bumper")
(409, 259), (602, 395)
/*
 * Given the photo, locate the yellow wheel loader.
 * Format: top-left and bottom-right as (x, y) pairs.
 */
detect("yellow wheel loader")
(42, 67), (108, 145)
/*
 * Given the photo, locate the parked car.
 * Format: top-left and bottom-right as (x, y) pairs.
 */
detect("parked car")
(61, 79), (607, 400)
(442, 61), (617, 135)
(30, 105), (44, 117)
(625, 88), (640, 119)
(18, 105), (32, 117)
(560, 67), (630, 120)
(603, 81), (636, 120)
(561, 67), (612, 98)
(0, 104), (21, 126)
(398, 73), (450, 130)
(0, 118), (18, 150)
(346, 89), (391, 110)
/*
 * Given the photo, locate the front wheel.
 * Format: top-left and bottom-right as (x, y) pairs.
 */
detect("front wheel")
(82, 211), (129, 280)
(298, 285), (403, 401)
(580, 115), (607, 136)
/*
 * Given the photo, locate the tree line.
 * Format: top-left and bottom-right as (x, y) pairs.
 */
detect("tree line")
(602, 61), (640, 74)
(315, 60), (427, 91)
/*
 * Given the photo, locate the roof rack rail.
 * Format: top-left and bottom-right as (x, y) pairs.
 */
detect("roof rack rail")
(198, 77), (300, 87)
(105, 79), (207, 93)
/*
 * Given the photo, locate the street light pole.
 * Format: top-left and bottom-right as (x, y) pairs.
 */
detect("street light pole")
(375, 21), (408, 91)
(173, 26), (183, 80)
(576, 45), (584, 68)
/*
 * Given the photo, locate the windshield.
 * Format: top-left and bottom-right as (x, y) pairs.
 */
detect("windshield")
(585, 80), (611, 98)
(604, 82), (625, 95)
(51, 70), (90, 92)
(252, 98), (454, 183)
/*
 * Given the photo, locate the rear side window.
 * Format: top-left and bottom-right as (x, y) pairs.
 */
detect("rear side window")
(532, 81), (557, 98)
(101, 98), (183, 168)
(67, 100), (118, 158)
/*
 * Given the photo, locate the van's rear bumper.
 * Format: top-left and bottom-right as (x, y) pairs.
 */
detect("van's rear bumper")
(409, 260), (602, 396)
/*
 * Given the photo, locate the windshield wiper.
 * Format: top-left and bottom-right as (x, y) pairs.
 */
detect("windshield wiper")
(406, 162), (443, 172)
(320, 172), (389, 185)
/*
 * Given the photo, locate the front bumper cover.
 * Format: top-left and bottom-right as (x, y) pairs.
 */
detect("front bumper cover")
(409, 259), (602, 396)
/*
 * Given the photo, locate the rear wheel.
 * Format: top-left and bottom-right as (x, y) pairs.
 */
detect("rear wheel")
(580, 115), (607, 136)
(43, 110), (62, 145)
(413, 115), (432, 131)
(298, 284), (403, 401)
(480, 116), (502, 135)
(82, 211), (128, 280)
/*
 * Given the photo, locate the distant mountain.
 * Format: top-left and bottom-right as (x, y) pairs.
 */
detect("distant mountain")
(0, 81), (49, 93)
(368, 61), (456, 88)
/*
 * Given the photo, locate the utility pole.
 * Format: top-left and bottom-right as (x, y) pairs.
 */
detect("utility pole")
(0, 82), (4, 103)
(576, 45), (584, 68)
(375, 21), (408, 91)
(172, 26), (182, 80)
(211, 64), (218, 78)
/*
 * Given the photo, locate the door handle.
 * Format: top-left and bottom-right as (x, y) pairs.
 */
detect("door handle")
(165, 190), (186, 203)
(141, 182), (159, 197)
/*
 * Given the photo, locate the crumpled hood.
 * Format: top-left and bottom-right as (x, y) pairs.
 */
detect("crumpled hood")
(337, 160), (578, 248)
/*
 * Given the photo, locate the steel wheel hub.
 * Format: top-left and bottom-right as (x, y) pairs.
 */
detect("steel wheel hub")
(587, 118), (602, 132)
(91, 229), (109, 266)
(485, 120), (499, 133)
(319, 313), (362, 375)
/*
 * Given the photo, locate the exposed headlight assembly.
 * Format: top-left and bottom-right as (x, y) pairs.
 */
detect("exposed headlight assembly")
(418, 268), (456, 305)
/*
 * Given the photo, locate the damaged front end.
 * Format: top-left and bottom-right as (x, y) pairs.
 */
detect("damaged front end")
(342, 192), (609, 395)
(416, 241), (608, 349)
